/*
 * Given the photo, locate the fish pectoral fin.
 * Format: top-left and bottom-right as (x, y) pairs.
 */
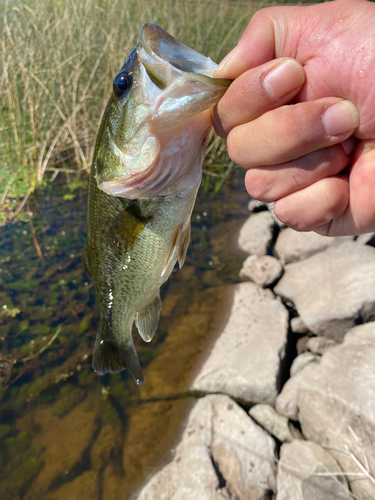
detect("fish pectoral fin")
(83, 244), (92, 277)
(107, 202), (150, 253)
(178, 223), (191, 269)
(161, 226), (181, 277)
(135, 292), (161, 342)
(92, 336), (144, 385)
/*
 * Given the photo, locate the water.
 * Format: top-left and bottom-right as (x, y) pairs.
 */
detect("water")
(0, 170), (249, 499)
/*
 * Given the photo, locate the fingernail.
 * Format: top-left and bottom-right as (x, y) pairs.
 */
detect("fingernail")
(323, 101), (359, 137)
(341, 137), (357, 155)
(263, 60), (305, 99)
(216, 47), (237, 72)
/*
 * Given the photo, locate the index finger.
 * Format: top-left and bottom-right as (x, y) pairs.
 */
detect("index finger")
(212, 58), (305, 137)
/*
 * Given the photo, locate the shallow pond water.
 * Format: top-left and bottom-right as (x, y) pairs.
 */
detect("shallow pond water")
(0, 169), (250, 500)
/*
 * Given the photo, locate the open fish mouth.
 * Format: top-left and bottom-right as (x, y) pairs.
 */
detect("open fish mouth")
(95, 23), (231, 199)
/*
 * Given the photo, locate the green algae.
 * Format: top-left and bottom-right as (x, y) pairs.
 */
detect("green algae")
(78, 367), (90, 381)
(0, 425), (10, 439)
(4, 433), (31, 460)
(79, 315), (92, 332)
(98, 399), (121, 427)
(29, 324), (52, 336)
(59, 383), (73, 395)
(0, 453), (42, 499)
(138, 349), (158, 367)
(52, 387), (85, 418)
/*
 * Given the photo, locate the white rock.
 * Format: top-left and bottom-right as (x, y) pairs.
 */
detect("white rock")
(343, 320), (375, 344)
(239, 255), (283, 287)
(276, 323), (375, 499)
(237, 211), (275, 257)
(355, 232), (375, 245)
(274, 241), (375, 341)
(274, 228), (333, 264)
(306, 336), (337, 355)
(191, 282), (289, 405)
(248, 199), (267, 212)
(277, 440), (351, 500)
(136, 395), (276, 500)
(290, 352), (320, 377)
(249, 404), (302, 443)
(290, 316), (309, 335)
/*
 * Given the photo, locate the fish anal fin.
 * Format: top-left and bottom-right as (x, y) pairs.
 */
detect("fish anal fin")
(83, 244), (92, 277)
(108, 202), (150, 254)
(161, 226), (181, 277)
(92, 337), (144, 385)
(135, 292), (161, 342)
(178, 223), (191, 269)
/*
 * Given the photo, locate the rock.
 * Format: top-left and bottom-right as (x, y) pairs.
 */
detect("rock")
(49, 470), (99, 500)
(274, 228), (352, 264)
(274, 241), (375, 341)
(290, 316), (309, 335)
(277, 440), (351, 500)
(274, 229), (333, 264)
(249, 404), (302, 443)
(276, 322), (375, 499)
(343, 320), (375, 344)
(136, 395), (276, 500)
(290, 352), (320, 377)
(355, 232), (375, 245)
(239, 255), (283, 287)
(237, 211), (275, 257)
(191, 282), (289, 405)
(306, 336), (338, 355)
(90, 425), (123, 470)
(248, 199), (268, 212)
(296, 336), (310, 355)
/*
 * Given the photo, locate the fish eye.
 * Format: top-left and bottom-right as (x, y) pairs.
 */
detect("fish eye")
(113, 72), (133, 97)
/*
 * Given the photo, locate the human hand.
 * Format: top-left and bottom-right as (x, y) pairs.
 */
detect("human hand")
(213, 0), (375, 236)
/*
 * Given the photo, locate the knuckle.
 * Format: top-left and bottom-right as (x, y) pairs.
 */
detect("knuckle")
(251, 7), (276, 25)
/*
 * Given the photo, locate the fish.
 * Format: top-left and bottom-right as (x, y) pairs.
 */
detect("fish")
(84, 23), (231, 384)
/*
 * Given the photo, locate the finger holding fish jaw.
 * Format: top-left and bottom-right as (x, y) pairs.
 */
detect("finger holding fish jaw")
(212, 57), (360, 235)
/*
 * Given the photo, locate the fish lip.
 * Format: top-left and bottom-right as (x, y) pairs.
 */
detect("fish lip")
(140, 23), (216, 79)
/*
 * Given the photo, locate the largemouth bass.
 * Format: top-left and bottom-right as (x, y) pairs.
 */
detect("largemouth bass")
(84, 23), (231, 384)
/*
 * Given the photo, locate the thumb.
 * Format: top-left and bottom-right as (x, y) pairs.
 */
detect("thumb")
(215, 8), (278, 78)
(214, 1), (364, 79)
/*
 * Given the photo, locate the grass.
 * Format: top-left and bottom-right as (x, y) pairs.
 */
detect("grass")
(0, 0), (258, 224)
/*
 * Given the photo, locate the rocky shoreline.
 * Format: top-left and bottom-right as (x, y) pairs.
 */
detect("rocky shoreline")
(136, 203), (375, 500)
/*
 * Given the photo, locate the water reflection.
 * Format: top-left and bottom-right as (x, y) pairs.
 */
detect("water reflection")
(0, 170), (249, 499)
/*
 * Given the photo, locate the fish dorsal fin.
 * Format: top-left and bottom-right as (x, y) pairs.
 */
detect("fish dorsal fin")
(135, 292), (161, 342)
(178, 223), (191, 269)
(161, 225), (181, 277)
(92, 331), (144, 385)
(108, 202), (150, 253)
(83, 244), (92, 277)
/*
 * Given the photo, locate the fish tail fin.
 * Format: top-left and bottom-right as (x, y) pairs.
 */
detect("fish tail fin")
(92, 331), (143, 385)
